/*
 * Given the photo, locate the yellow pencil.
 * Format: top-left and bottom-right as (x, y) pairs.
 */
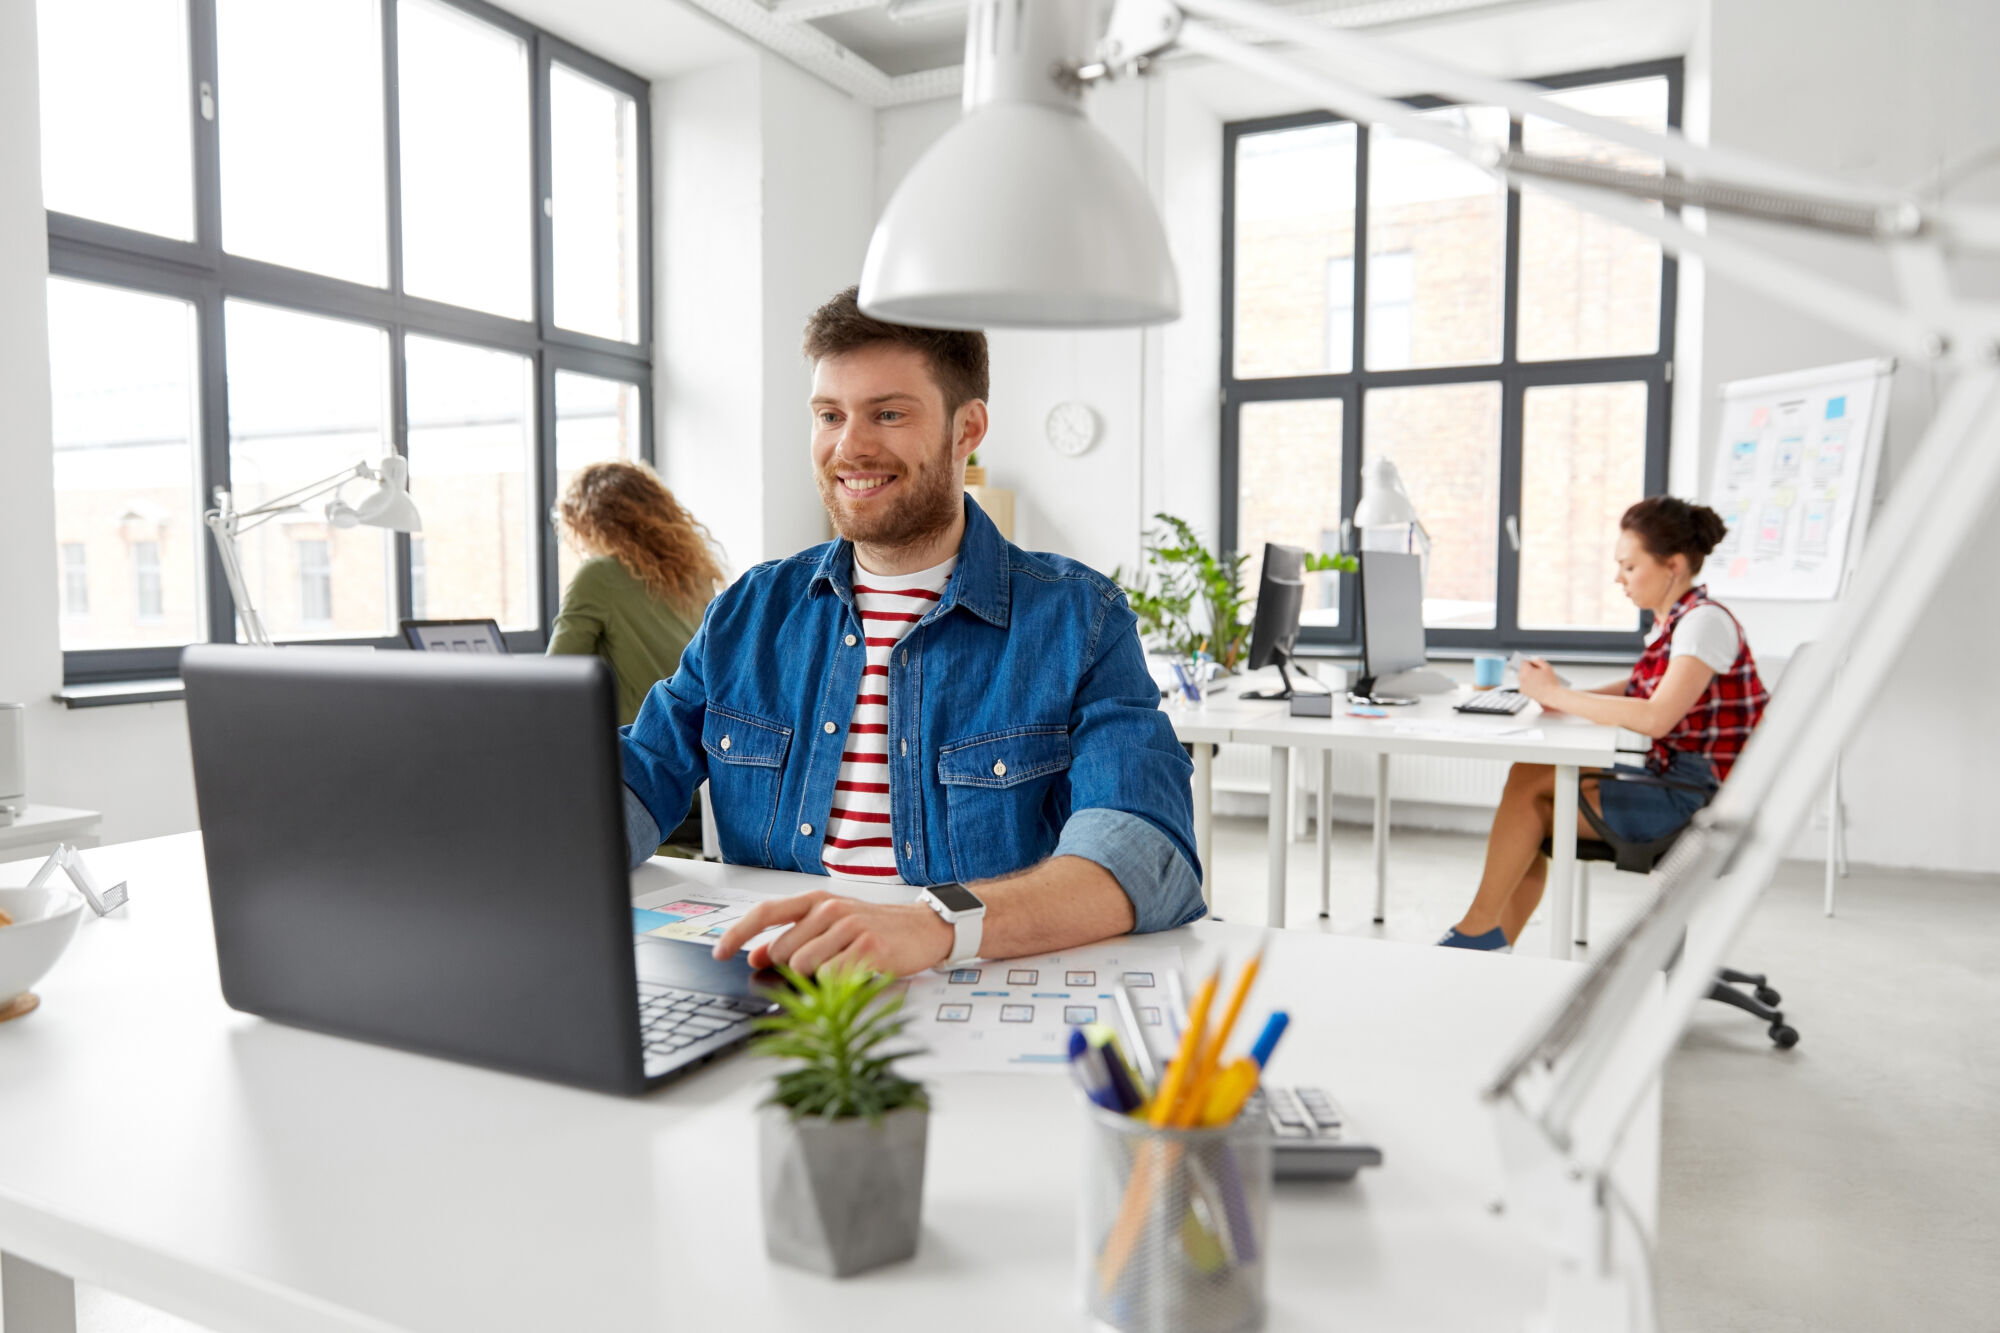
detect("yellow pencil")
(1098, 967), (1218, 1294)
(1171, 949), (1263, 1129)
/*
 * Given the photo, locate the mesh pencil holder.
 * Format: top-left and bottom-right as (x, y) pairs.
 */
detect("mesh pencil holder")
(1079, 1100), (1273, 1333)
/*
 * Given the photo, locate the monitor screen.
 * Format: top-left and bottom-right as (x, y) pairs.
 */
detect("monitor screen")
(401, 619), (507, 653)
(1244, 543), (1306, 673)
(1359, 552), (1426, 681)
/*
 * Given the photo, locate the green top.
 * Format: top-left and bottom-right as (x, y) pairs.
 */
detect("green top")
(547, 555), (705, 727)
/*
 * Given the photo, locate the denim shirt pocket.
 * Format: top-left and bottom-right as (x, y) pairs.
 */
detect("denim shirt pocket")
(936, 726), (1071, 882)
(703, 704), (791, 865)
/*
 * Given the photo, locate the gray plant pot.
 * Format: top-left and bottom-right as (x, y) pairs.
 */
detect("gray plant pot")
(758, 1102), (928, 1277)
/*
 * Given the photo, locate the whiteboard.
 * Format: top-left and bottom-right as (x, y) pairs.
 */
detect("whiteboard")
(1703, 357), (1893, 602)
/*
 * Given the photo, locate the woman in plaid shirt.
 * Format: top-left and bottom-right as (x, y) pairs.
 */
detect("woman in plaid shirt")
(1441, 497), (1769, 952)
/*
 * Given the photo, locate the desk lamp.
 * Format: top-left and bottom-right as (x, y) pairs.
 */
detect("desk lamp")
(862, 1), (2000, 1328)
(204, 457), (422, 646)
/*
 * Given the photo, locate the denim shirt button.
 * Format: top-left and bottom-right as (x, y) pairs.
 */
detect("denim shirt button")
(900, 739), (908, 756)
(823, 721), (837, 733)
(992, 760), (1007, 777)
(800, 823), (813, 837)
(845, 634), (857, 646)
(904, 841), (912, 856)
(719, 736), (730, 751)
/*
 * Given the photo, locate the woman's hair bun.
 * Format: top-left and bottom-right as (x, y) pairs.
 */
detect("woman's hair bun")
(1621, 495), (1727, 573)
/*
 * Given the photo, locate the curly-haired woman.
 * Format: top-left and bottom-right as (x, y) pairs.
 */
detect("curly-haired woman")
(548, 461), (726, 728)
(1439, 496), (1769, 951)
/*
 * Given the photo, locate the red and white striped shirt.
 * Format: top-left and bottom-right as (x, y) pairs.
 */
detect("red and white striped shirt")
(820, 555), (956, 883)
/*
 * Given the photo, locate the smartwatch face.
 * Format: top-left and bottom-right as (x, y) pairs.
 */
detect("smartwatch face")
(926, 881), (984, 914)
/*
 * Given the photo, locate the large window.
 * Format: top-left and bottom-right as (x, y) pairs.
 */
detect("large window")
(37, 0), (652, 682)
(1222, 63), (1677, 652)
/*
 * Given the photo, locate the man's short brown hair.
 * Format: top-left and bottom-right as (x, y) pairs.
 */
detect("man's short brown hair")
(801, 286), (989, 414)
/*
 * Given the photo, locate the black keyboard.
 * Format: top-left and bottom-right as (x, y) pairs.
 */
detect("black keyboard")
(637, 981), (767, 1070)
(1454, 690), (1530, 715)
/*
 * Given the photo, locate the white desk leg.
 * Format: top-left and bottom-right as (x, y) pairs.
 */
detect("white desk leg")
(1549, 765), (1579, 960)
(1267, 747), (1290, 929)
(1193, 742), (1214, 912)
(1823, 762), (1840, 917)
(1318, 750), (1332, 919)
(1371, 753), (1390, 925)
(2, 1252), (78, 1333)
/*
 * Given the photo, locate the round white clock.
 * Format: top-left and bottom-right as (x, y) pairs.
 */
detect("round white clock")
(1045, 401), (1100, 458)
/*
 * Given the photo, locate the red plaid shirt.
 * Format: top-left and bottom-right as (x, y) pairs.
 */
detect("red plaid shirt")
(1626, 587), (1767, 781)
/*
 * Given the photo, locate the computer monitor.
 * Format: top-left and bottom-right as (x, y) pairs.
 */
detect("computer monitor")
(1353, 550), (1426, 703)
(1240, 543), (1308, 700)
(401, 618), (506, 653)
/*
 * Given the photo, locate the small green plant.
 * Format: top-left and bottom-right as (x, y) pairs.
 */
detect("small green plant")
(1114, 513), (1354, 669)
(752, 962), (928, 1122)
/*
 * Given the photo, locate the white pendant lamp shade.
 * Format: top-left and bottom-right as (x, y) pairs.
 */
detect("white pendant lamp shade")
(1354, 456), (1418, 527)
(859, 0), (1180, 330)
(861, 102), (1180, 330)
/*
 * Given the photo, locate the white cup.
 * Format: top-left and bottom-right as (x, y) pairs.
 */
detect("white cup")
(0, 887), (85, 1006)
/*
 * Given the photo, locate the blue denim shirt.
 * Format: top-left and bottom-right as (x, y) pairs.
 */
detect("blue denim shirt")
(618, 496), (1204, 933)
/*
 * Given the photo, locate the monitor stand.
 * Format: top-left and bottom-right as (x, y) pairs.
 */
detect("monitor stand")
(1239, 653), (1306, 700)
(1347, 675), (1418, 707)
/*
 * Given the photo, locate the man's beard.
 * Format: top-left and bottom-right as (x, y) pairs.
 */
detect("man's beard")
(816, 429), (960, 551)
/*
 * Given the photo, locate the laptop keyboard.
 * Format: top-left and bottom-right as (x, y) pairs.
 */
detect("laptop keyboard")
(638, 981), (768, 1068)
(1454, 690), (1530, 715)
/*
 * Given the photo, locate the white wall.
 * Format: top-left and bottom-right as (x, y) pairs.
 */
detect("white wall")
(656, 51), (873, 575)
(1694, 0), (2000, 873)
(0, 0), (198, 848)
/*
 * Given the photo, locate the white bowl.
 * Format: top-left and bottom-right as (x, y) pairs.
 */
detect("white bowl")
(0, 886), (86, 1006)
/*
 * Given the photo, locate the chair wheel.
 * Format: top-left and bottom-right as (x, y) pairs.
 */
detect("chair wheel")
(1755, 985), (1782, 1006)
(1768, 1023), (1799, 1049)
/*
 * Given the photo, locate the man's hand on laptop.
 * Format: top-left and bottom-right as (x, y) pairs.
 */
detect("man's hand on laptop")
(711, 890), (952, 979)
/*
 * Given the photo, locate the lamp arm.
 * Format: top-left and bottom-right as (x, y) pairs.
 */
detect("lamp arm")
(222, 462), (377, 534)
(203, 507), (271, 646)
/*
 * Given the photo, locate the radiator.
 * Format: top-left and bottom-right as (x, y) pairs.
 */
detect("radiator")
(1210, 742), (1508, 808)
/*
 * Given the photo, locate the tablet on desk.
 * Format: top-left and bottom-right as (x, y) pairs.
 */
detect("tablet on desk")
(401, 618), (506, 653)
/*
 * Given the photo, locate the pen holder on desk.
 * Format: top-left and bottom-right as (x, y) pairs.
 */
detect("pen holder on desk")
(1080, 1102), (1272, 1333)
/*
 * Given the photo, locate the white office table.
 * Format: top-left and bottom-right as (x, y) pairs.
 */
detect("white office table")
(1168, 691), (1624, 958)
(0, 805), (102, 863)
(0, 835), (1659, 1333)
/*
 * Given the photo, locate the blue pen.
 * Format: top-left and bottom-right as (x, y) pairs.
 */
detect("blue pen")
(1249, 1011), (1290, 1068)
(1068, 1029), (1124, 1112)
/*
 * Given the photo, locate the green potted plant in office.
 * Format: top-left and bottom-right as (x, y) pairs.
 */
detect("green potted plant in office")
(754, 962), (929, 1278)
(1116, 513), (1353, 669)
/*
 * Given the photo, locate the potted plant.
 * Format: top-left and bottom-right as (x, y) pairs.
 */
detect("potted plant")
(754, 962), (929, 1277)
(1115, 513), (1353, 670)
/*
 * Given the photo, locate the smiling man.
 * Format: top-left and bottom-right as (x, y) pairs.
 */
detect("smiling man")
(616, 286), (1203, 978)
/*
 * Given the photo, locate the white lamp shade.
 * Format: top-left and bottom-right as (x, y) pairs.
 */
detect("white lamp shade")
(860, 102), (1181, 330)
(354, 456), (422, 532)
(1354, 457), (1418, 527)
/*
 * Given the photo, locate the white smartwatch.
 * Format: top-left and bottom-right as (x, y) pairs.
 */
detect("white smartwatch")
(918, 882), (986, 966)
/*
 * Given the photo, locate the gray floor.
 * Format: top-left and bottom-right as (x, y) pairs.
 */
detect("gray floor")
(44, 818), (2000, 1332)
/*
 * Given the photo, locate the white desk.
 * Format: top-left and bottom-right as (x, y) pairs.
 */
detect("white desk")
(0, 835), (1659, 1333)
(1168, 690), (1624, 958)
(0, 805), (102, 864)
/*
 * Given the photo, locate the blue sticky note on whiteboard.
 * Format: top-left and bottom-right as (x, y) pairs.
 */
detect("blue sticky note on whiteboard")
(1825, 396), (1846, 419)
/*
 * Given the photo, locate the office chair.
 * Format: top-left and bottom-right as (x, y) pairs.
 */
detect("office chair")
(1543, 767), (1800, 1049)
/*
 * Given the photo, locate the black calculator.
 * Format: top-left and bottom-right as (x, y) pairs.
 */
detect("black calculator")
(1246, 1085), (1384, 1180)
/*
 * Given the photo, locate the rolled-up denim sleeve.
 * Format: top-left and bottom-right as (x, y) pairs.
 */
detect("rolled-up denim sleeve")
(622, 785), (663, 869)
(1059, 588), (1205, 933)
(1056, 806), (1204, 933)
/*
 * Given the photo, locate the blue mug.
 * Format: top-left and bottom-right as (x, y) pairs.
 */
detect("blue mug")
(1473, 654), (1506, 689)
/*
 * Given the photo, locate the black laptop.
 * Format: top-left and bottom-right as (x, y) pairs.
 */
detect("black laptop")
(181, 645), (775, 1095)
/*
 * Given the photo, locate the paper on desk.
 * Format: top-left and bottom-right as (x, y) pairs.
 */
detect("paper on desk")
(895, 943), (1184, 1074)
(631, 881), (776, 945)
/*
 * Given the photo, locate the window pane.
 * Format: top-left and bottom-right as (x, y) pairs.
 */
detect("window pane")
(1362, 382), (1500, 629)
(1520, 382), (1647, 632)
(225, 302), (394, 641)
(553, 372), (642, 592)
(551, 65), (642, 342)
(399, 0), (531, 319)
(47, 279), (203, 651)
(1236, 399), (1344, 628)
(1233, 122), (1357, 378)
(1518, 77), (1670, 362)
(1366, 106), (1508, 370)
(216, 0), (386, 284)
(37, 0), (193, 239)
(406, 336), (536, 628)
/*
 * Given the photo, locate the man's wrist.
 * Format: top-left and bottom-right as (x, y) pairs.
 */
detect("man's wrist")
(915, 902), (955, 969)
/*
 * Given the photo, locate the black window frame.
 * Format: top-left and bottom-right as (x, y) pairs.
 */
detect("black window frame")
(47, 0), (654, 684)
(1220, 58), (1681, 655)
